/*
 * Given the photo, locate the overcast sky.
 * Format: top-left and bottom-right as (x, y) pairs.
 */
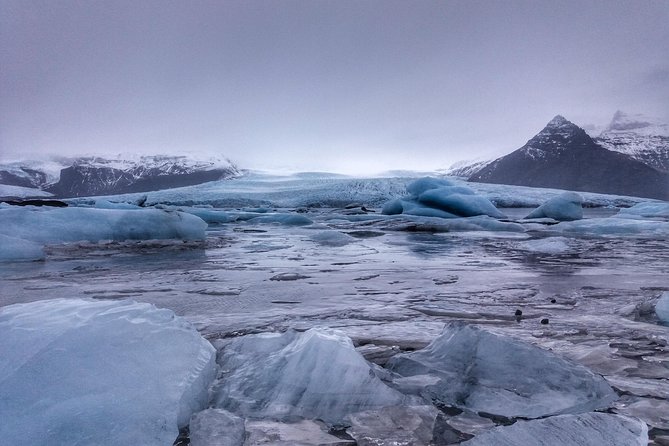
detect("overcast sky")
(1, 1), (668, 173)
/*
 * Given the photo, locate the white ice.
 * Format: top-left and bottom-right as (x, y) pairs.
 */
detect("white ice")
(386, 323), (617, 419)
(213, 329), (406, 424)
(460, 413), (648, 446)
(516, 236), (575, 254)
(525, 192), (583, 221)
(0, 298), (217, 446)
(0, 206), (207, 245)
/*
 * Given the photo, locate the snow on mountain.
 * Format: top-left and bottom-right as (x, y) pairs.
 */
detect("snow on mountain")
(443, 158), (492, 177)
(0, 154), (240, 198)
(595, 111), (669, 172)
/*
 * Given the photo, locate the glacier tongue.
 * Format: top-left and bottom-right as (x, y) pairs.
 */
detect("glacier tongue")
(460, 412), (648, 446)
(213, 328), (406, 424)
(0, 298), (217, 446)
(386, 323), (617, 419)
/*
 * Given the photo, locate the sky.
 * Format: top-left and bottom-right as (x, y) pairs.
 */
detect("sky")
(1, 0), (668, 174)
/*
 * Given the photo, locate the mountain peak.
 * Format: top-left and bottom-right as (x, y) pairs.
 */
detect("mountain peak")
(547, 115), (570, 127)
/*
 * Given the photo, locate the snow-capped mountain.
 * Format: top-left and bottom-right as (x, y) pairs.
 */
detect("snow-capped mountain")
(595, 111), (669, 173)
(443, 159), (492, 177)
(0, 155), (240, 198)
(469, 115), (669, 200)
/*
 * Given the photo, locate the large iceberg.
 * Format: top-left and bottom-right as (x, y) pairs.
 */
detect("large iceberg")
(386, 323), (617, 419)
(460, 412), (647, 446)
(0, 206), (207, 244)
(382, 177), (505, 219)
(0, 298), (217, 446)
(213, 329), (406, 424)
(525, 192), (583, 221)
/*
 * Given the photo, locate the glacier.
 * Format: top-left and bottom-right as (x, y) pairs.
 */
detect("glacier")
(0, 298), (217, 446)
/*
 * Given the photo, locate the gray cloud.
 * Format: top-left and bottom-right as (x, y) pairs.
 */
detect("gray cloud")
(1, 0), (668, 173)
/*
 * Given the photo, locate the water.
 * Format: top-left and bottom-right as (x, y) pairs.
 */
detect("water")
(1, 209), (668, 436)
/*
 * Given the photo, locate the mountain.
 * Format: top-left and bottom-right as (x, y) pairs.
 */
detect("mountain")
(595, 111), (669, 173)
(0, 155), (240, 198)
(443, 159), (492, 177)
(469, 115), (669, 200)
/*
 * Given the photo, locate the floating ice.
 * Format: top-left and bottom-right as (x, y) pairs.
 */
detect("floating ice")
(525, 192), (583, 221)
(94, 199), (142, 210)
(386, 323), (617, 419)
(247, 213), (313, 226)
(554, 217), (669, 236)
(406, 176), (453, 197)
(346, 405), (443, 446)
(189, 409), (245, 446)
(615, 201), (669, 220)
(213, 329), (405, 424)
(0, 298), (217, 446)
(383, 177), (505, 220)
(0, 206), (207, 244)
(310, 230), (357, 246)
(0, 234), (44, 262)
(517, 236), (575, 254)
(656, 292), (669, 326)
(418, 189), (505, 218)
(460, 413), (648, 446)
(245, 420), (353, 445)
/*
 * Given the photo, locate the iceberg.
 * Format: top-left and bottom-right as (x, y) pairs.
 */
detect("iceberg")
(0, 206), (207, 244)
(0, 234), (44, 262)
(0, 298), (217, 446)
(615, 201), (669, 220)
(213, 329), (406, 424)
(656, 291), (669, 326)
(386, 323), (617, 419)
(310, 230), (357, 246)
(553, 217), (669, 237)
(460, 413), (647, 446)
(525, 192), (583, 221)
(418, 189), (505, 218)
(381, 177), (506, 220)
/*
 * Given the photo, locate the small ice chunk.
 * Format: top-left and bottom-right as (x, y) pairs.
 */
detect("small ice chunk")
(0, 234), (44, 262)
(656, 291), (669, 326)
(460, 413), (648, 446)
(517, 236), (574, 254)
(94, 199), (142, 210)
(248, 213), (313, 226)
(406, 177), (453, 197)
(346, 405), (442, 446)
(0, 298), (217, 446)
(189, 409), (245, 446)
(213, 329), (406, 424)
(386, 323), (617, 419)
(525, 192), (583, 221)
(310, 230), (357, 246)
(244, 420), (354, 445)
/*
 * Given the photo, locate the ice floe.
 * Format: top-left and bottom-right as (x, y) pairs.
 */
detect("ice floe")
(0, 206), (207, 245)
(386, 323), (617, 419)
(0, 298), (217, 446)
(656, 291), (669, 326)
(525, 192), (583, 221)
(213, 329), (406, 424)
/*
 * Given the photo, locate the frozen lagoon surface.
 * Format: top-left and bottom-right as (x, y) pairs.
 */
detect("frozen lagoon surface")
(1, 174), (668, 445)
